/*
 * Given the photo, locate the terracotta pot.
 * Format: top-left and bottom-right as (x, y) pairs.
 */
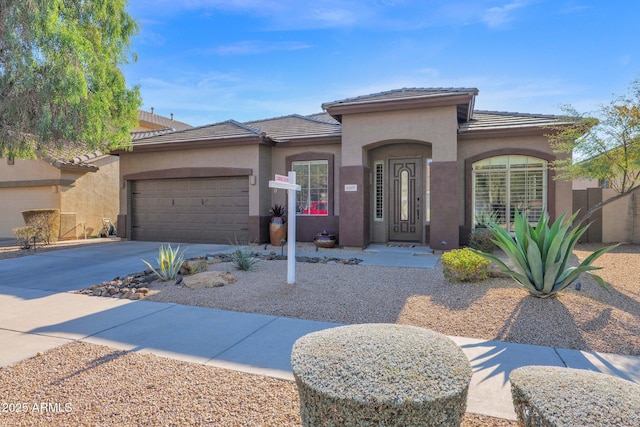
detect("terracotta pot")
(270, 219), (287, 246)
(314, 231), (336, 248)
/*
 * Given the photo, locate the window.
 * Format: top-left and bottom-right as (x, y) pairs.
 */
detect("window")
(292, 160), (329, 216)
(374, 161), (384, 221)
(473, 155), (547, 230)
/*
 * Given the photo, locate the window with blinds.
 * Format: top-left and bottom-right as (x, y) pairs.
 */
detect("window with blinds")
(472, 155), (547, 230)
(374, 161), (384, 221)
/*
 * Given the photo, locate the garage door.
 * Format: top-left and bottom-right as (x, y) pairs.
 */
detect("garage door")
(131, 177), (249, 244)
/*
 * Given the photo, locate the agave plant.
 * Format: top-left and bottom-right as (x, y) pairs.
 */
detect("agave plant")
(473, 210), (616, 298)
(142, 244), (187, 281)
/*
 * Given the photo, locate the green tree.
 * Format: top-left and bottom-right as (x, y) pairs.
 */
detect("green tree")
(0, 0), (141, 158)
(548, 78), (640, 224)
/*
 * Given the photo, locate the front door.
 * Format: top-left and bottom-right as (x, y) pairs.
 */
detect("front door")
(389, 158), (422, 241)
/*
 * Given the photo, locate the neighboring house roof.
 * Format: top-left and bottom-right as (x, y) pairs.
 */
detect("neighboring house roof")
(138, 110), (192, 131)
(35, 110), (193, 169)
(38, 142), (103, 171)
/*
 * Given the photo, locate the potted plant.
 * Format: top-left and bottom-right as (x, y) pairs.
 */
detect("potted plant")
(313, 230), (337, 248)
(268, 204), (287, 246)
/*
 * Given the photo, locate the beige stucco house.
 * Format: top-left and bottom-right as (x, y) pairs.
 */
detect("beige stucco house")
(116, 88), (573, 249)
(0, 110), (190, 240)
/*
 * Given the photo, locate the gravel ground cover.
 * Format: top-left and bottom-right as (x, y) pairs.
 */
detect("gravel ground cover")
(146, 243), (640, 356)
(1, 240), (637, 426)
(0, 342), (514, 426)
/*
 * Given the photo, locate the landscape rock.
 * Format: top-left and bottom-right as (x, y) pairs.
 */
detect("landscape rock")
(182, 271), (236, 289)
(79, 252), (362, 300)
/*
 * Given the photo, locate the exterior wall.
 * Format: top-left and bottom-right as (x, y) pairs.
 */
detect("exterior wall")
(0, 157), (60, 181)
(573, 178), (600, 190)
(0, 187), (59, 238)
(599, 188), (640, 244)
(341, 107), (458, 165)
(0, 158), (63, 238)
(60, 156), (119, 239)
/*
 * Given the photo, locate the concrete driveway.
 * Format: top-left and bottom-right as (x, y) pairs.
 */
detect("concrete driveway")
(0, 240), (231, 293)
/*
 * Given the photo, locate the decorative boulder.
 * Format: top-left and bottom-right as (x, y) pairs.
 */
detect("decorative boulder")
(181, 271), (236, 289)
(291, 324), (472, 426)
(510, 366), (640, 427)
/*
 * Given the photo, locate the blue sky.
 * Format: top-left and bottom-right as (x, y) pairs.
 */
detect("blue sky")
(124, 0), (640, 127)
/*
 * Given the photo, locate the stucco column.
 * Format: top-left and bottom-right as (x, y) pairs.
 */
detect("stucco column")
(430, 161), (459, 250)
(338, 166), (370, 248)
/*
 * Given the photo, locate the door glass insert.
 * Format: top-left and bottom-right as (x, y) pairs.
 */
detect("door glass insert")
(400, 170), (409, 221)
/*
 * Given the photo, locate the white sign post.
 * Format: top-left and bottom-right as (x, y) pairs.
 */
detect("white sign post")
(268, 171), (301, 284)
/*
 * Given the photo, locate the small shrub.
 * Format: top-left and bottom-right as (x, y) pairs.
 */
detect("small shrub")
(468, 228), (495, 253)
(13, 226), (37, 249)
(142, 244), (187, 281)
(441, 248), (490, 282)
(231, 247), (259, 271)
(21, 209), (60, 244)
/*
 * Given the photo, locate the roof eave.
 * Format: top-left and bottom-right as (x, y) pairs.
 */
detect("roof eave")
(273, 135), (342, 147)
(123, 135), (266, 153)
(458, 125), (559, 140)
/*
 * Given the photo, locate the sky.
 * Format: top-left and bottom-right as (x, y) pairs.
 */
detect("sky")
(123, 0), (640, 127)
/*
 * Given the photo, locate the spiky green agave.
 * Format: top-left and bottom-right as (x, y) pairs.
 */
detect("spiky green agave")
(472, 211), (617, 298)
(142, 244), (187, 281)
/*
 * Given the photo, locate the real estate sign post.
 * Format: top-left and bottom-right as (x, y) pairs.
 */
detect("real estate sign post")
(268, 171), (301, 284)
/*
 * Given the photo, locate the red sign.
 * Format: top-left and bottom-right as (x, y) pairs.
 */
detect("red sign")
(275, 174), (289, 183)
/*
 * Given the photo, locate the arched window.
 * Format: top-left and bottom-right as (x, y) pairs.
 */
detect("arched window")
(472, 155), (547, 230)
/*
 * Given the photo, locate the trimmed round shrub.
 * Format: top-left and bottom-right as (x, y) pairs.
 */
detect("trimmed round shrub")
(510, 366), (640, 427)
(291, 324), (472, 426)
(441, 248), (490, 282)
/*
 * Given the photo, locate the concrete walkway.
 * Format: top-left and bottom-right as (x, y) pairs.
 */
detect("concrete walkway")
(1, 241), (638, 420)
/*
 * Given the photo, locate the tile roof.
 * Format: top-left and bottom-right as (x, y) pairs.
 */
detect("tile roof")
(322, 87), (478, 123)
(38, 141), (103, 171)
(305, 112), (340, 124)
(132, 120), (263, 146)
(131, 128), (176, 141)
(246, 114), (342, 141)
(133, 114), (342, 146)
(460, 111), (572, 133)
(130, 90), (571, 148)
(34, 110), (192, 169)
(138, 110), (192, 131)
(322, 87), (479, 108)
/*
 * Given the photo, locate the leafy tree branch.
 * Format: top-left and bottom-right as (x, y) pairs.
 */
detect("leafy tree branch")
(0, 0), (141, 159)
(546, 77), (640, 224)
